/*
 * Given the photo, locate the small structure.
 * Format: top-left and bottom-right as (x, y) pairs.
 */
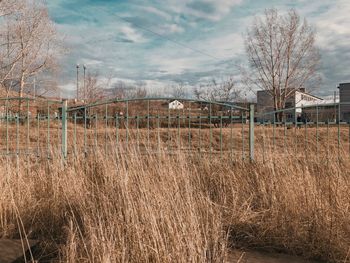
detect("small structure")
(169, 100), (184, 110)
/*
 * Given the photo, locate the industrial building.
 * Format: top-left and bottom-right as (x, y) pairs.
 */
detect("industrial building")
(256, 84), (350, 122)
(338, 83), (350, 121)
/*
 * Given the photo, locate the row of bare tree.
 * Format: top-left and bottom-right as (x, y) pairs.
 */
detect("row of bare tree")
(76, 71), (149, 103)
(193, 77), (242, 102)
(0, 0), (63, 98)
(0, 2), (321, 114)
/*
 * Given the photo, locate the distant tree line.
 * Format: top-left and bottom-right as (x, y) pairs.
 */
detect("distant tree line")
(0, 2), (321, 110)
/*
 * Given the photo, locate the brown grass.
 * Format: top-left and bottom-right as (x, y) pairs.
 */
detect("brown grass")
(0, 130), (349, 262)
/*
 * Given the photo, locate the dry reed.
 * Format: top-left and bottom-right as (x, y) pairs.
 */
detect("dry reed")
(0, 142), (349, 262)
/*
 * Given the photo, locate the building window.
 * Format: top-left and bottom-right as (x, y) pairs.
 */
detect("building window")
(301, 94), (316, 102)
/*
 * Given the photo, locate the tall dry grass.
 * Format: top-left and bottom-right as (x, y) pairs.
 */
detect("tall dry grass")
(0, 144), (349, 262)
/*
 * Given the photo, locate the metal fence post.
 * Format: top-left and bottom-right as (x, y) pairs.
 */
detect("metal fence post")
(62, 100), (68, 158)
(249, 104), (255, 161)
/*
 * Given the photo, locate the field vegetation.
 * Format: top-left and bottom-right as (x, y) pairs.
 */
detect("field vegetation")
(0, 134), (349, 262)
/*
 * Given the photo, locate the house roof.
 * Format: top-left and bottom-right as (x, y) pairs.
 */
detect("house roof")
(257, 89), (323, 101)
(296, 90), (324, 101)
(169, 100), (183, 104)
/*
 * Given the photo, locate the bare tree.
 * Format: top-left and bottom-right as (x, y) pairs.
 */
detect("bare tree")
(110, 80), (147, 99)
(27, 71), (61, 97)
(244, 9), (320, 119)
(210, 77), (241, 102)
(193, 77), (242, 102)
(0, 0), (63, 98)
(81, 71), (106, 102)
(131, 86), (147, 99)
(0, 0), (23, 95)
(171, 82), (186, 98)
(0, 0), (21, 17)
(193, 85), (203, 100)
(15, 1), (62, 98)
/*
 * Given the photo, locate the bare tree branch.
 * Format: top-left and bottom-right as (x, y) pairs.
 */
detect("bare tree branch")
(244, 8), (321, 119)
(0, 0), (64, 98)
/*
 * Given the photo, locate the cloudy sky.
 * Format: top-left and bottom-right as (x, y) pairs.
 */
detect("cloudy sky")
(46, 0), (350, 98)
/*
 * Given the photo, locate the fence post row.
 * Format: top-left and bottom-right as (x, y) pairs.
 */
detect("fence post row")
(59, 99), (255, 161)
(61, 100), (68, 158)
(249, 104), (255, 161)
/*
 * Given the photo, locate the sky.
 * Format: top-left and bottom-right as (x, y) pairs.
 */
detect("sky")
(46, 0), (350, 98)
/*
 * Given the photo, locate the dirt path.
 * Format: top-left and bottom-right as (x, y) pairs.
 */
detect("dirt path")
(0, 239), (38, 263)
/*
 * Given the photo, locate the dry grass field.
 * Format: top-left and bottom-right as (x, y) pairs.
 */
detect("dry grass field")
(0, 125), (349, 262)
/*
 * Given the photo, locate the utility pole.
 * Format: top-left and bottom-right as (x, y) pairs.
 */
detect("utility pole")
(83, 65), (87, 101)
(334, 91), (337, 122)
(76, 64), (80, 100)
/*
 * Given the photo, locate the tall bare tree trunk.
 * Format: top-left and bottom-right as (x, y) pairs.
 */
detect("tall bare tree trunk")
(244, 8), (321, 117)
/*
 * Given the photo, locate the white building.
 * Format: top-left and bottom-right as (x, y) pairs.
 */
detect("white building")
(294, 90), (324, 113)
(257, 89), (324, 121)
(169, 100), (184, 110)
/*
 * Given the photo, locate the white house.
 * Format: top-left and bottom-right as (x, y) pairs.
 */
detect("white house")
(169, 100), (184, 110)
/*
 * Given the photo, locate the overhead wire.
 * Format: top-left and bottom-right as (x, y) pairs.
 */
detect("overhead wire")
(86, 5), (229, 62)
(81, 5), (243, 85)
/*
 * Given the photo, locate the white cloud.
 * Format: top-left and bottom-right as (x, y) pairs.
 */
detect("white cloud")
(160, 0), (242, 21)
(80, 59), (103, 67)
(200, 0), (243, 20)
(119, 25), (147, 43)
(149, 56), (203, 75)
(159, 23), (185, 34)
(140, 6), (172, 20)
(312, 0), (350, 51)
(198, 32), (244, 59)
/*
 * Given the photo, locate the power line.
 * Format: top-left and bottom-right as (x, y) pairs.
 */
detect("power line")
(90, 6), (223, 61)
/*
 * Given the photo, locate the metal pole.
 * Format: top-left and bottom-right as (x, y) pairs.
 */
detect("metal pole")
(76, 64), (80, 100)
(220, 115), (223, 158)
(84, 108), (87, 156)
(126, 101), (129, 147)
(338, 101), (341, 161)
(105, 104), (108, 155)
(147, 100), (150, 149)
(241, 112), (245, 160)
(16, 113), (19, 156)
(5, 100), (9, 156)
(36, 113), (39, 157)
(74, 112), (77, 156)
(47, 102), (50, 159)
(26, 100), (30, 156)
(209, 103), (212, 156)
(249, 104), (255, 161)
(61, 100), (68, 158)
(83, 65), (86, 101)
(230, 106), (233, 161)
